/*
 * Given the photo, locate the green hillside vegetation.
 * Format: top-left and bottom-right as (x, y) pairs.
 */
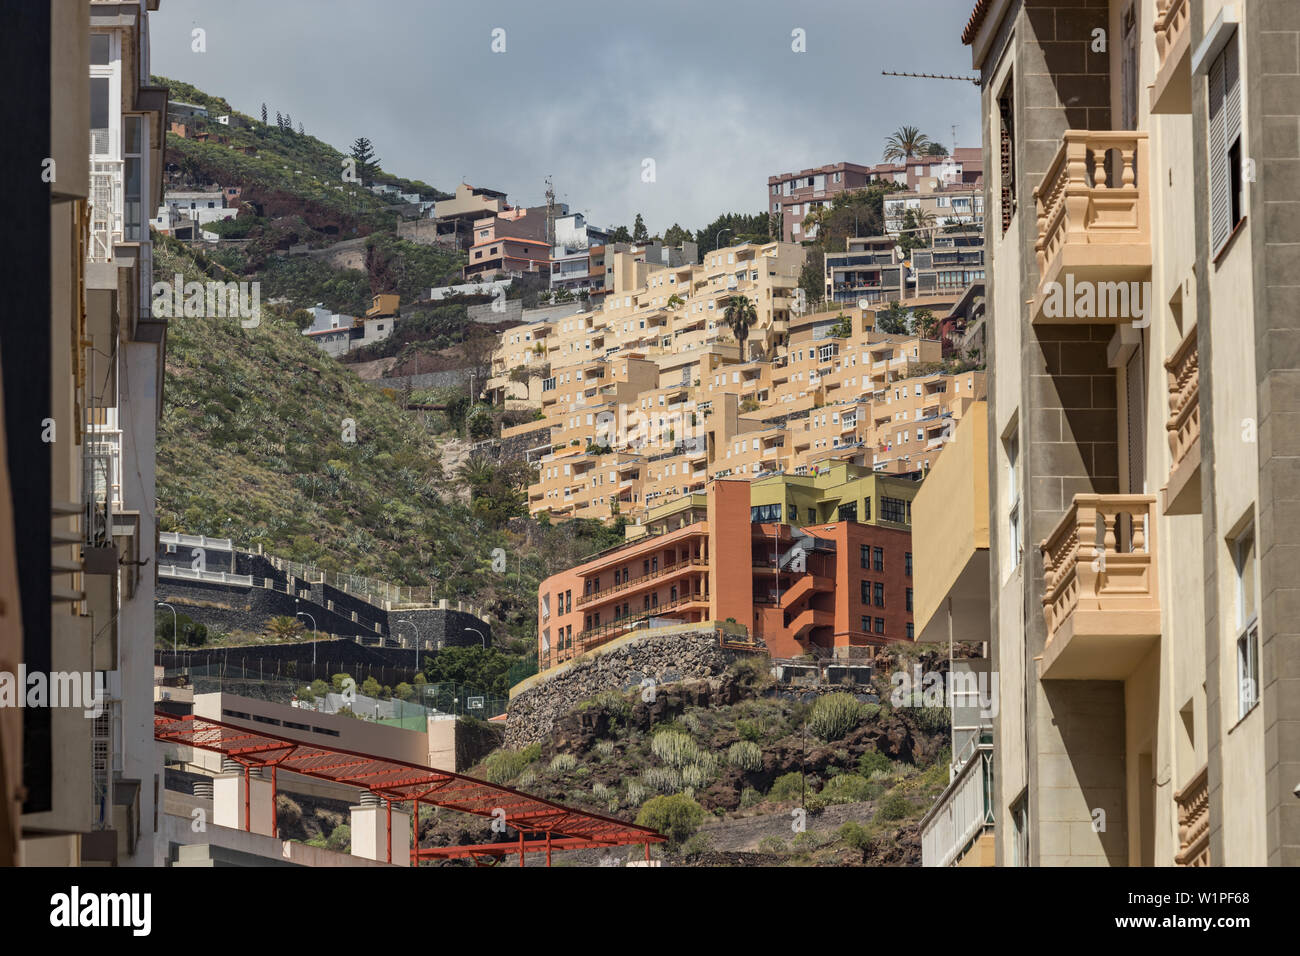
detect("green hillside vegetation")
(154, 236), (622, 646)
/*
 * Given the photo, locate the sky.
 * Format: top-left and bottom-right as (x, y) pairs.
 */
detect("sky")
(151, 0), (981, 234)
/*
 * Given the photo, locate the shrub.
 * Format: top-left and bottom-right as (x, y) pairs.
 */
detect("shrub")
(517, 769), (536, 789)
(681, 763), (712, 790)
(739, 787), (762, 809)
(858, 750), (892, 778)
(727, 740), (763, 771)
(651, 730), (701, 769)
(809, 692), (865, 741)
(325, 824), (351, 853)
(595, 740), (616, 758)
(839, 821), (873, 862)
(911, 705), (950, 735)
(481, 748), (532, 784)
(767, 771), (806, 803)
(626, 780), (648, 806)
(592, 782), (610, 800)
(876, 792), (912, 821)
(757, 836), (787, 855)
(549, 753), (577, 773)
(641, 766), (681, 794)
(821, 773), (876, 804)
(736, 719), (763, 743)
(680, 832), (711, 859)
(635, 793), (706, 847)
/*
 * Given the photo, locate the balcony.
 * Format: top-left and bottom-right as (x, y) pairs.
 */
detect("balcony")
(1162, 326), (1201, 515)
(920, 742), (994, 867)
(1039, 494), (1161, 679)
(1152, 0), (1191, 114)
(1031, 132), (1150, 325)
(1174, 764), (1210, 866)
(89, 160), (124, 262)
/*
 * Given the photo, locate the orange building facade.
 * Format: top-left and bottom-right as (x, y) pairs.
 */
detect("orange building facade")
(537, 479), (914, 669)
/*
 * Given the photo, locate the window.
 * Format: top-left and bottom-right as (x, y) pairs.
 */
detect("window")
(906, 622), (915, 640)
(837, 501), (857, 522)
(874, 617), (885, 635)
(1207, 31), (1244, 255)
(906, 588), (913, 612)
(750, 503), (782, 523)
(881, 496), (907, 524)
(860, 545), (871, 569)
(1233, 524), (1260, 719)
(874, 582), (884, 608)
(861, 615), (870, 633)
(998, 80), (1016, 234)
(861, 581), (870, 604)
(807, 508), (816, 524)
(905, 552), (912, 576)
(873, 547), (884, 571)
(1006, 431), (1021, 569)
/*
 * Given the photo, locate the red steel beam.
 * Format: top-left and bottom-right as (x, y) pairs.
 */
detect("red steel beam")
(155, 712), (664, 854)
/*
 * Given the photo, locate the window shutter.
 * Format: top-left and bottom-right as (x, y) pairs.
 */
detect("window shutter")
(1208, 51), (1229, 253)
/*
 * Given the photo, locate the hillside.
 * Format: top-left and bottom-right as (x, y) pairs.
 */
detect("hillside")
(463, 646), (951, 866)
(153, 236), (622, 647)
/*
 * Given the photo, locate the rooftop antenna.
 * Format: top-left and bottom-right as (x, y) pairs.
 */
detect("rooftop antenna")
(545, 176), (556, 247)
(881, 70), (980, 86)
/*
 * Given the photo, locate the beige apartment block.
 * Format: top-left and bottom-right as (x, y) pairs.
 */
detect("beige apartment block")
(959, 0), (1300, 866)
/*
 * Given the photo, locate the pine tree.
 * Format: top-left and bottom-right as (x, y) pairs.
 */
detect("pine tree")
(284, 113), (293, 131)
(297, 122), (305, 135)
(632, 213), (649, 242)
(275, 110), (283, 128)
(260, 102), (267, 124)
(350, 137), (379, 183)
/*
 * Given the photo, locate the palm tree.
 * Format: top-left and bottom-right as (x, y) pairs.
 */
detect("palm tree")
(912, 207), (937, 242)
(457, 454), (497, 495)
(265, 616), (305, 640)
(882, 126), (933, 163)
(723, 295), (758, 360)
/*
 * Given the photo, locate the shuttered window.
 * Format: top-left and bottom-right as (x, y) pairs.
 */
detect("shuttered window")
(1208, 35), (1243, 256)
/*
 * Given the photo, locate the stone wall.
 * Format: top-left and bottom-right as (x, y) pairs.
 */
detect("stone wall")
(504, 628), (733, 748)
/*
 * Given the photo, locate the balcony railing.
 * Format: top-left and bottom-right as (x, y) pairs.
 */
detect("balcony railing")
(576, 557), (707, 607)
(1174, 763), (1210, 866)
(1039, 494), (1161, 679)
(89, 160), (124, 263)
(1152, 0), (1191, 114)
(921, 743), (994, 867)
(1032, 131), (1150, 323)
(1162, 325), (1201, 515)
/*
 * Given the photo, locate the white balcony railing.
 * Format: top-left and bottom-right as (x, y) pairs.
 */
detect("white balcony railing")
(921, 744), (994, 867)
(89, 160), (124, 263)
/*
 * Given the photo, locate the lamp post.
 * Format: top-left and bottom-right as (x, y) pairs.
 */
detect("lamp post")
(715, 227), (733, 253)
(464, 627), (486, 649)
(157, 602), (178, 654)
(295, 604), (317, 666)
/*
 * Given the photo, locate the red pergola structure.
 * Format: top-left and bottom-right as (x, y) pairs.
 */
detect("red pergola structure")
(155, 711), (664, 866)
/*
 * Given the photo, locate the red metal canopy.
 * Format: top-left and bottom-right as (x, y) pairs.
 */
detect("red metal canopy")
(155, 711), (663, 865)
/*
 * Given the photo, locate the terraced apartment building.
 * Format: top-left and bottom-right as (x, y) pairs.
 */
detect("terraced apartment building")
(917, 0), (1300, 867)
(489, 248), (985, 526)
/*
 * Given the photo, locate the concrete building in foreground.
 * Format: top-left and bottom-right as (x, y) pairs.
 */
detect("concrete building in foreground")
(957, 0), (1300, 866)
(2, 0), (168, 867)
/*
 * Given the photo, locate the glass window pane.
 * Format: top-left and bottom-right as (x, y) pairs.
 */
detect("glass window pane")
(90, 34), (110, 65)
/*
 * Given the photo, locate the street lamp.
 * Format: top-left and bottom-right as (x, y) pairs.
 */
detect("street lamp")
(295, 603), (317, 665)
(157, 602), (178, 654)
(464, 627), (487, 649)
(715, 227), (733, 253)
